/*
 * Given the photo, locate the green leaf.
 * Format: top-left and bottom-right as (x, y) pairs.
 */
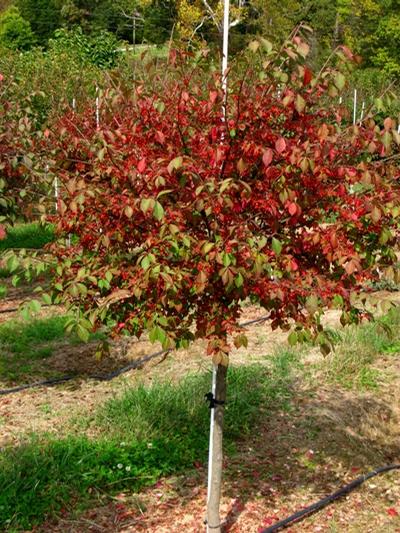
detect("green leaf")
(271, 237), (282, 256)
(305, 295), (319, 315)
(234, 272), (244, 288)
(222, 252), (231, 267)
(140, 198), (154, 213)
(167, 156), (183, 174)
(77, 324), (90, 343)
(153, 201), (165, 221)
(7, 255), (19, 273)
(42, 293), (52, 305)
(260, 38), (273, 53)
(149, 325), (166, 344)
(334, 72), (346, 91)
(30, 300), (42, 313)
(97, 147), (106, 161)
(141, 255), (151, 270)
(294, 94), (306, 113)
(202, 242), (214, 255)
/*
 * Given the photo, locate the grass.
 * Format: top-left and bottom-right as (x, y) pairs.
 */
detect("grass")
(0, 315), (105, 382)
(0, 351), (297, 530)
(319, 306), (400, 389)
(0, 222), (55, 251)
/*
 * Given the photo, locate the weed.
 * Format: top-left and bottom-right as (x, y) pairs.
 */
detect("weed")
(0, 223), (55, 251)
(0, 316), (106, 381)
(319, 307), (400, 390)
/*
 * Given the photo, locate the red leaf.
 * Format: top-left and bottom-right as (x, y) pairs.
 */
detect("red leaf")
(209, 90), (218, 104)
(340, 45), (354, 60)
(387, 508), (399, 517)
(155, 130), (165, 144)
(275, 137), (286, 153)
(288, 202), (297, 216)
(303, 67), (313, 86)
(0, 225), (6, 240)
(262, 148), (273, 168)
(137, 158), (147, 173)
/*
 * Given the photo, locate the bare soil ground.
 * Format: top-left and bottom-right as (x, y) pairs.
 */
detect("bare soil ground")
(1, 284), (400, 532)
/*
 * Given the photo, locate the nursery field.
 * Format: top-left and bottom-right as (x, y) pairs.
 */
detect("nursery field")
(0, 225), (400, 532)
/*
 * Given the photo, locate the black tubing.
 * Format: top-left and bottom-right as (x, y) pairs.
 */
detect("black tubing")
(261, 464), (400, 532)
(0, 315), (269, 396)
(0, 348), (171, 396)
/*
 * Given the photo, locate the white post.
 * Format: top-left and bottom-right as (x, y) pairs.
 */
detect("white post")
(72, 97), (76, 111)
(54, 175), (58, 212)
(221, 0), (230, 119)
(95, 87), (100, 130)
(339, 96), (343, 105)
(353, 89), (357, 125)
(359, 101), (365, 123)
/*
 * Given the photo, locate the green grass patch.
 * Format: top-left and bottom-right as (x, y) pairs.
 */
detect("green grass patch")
(0, 316), (105, 382)
(0, 353), (297, 530)
(0, 223), (55, 251)
(320, 306), (400, 389)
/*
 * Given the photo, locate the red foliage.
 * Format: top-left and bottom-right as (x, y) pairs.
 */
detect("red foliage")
(49, 43), (400, 356)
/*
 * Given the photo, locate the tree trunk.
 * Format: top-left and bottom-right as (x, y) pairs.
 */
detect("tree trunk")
(207, 364), (228, 533)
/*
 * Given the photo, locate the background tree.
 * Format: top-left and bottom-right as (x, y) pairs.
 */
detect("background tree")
(17, 0), (61, 44)
(0, 6), (35, 49)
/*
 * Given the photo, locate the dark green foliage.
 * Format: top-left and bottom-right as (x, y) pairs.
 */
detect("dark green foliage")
(17, 0), (61, 44)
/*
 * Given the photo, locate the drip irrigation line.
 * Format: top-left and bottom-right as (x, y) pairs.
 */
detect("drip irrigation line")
(0, 314), (270, 396)
(0, 349), (171, 396)
(261, 464), (400, 532)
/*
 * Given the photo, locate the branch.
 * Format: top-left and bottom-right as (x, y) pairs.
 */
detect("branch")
(200, 0), (220, 30)
(189, 15), (211, 42)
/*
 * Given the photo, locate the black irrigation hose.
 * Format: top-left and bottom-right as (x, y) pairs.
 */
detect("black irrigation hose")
(0, 314), (270, 396)
(0, 349), (171, 396)
(261, 464), (400, 532)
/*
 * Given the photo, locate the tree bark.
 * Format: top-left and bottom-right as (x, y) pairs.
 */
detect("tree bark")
(207, 363), (228, 533)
